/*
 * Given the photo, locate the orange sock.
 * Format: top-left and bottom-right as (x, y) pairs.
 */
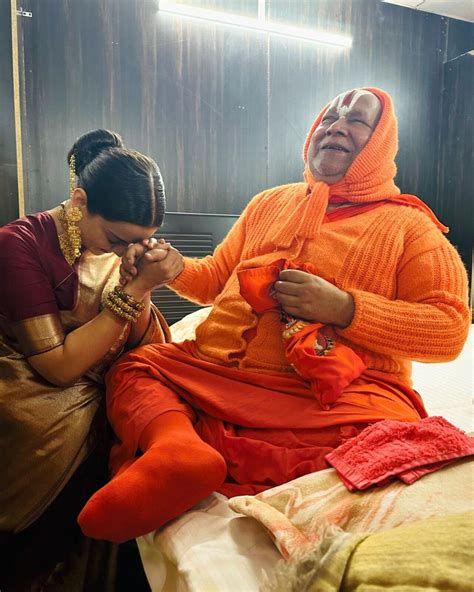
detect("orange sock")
(77, 411), (226, 543)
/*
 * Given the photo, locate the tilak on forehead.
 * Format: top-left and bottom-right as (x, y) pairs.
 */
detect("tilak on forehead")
(332, 89), (375, 116)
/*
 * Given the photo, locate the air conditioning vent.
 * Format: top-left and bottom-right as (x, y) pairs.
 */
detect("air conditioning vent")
(151, 231), (213, 325)
(149, 212), (239, 326)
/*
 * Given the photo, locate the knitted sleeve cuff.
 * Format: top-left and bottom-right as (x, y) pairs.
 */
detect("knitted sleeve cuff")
(169, 259), (194, 294)
(337, 288), (374, 344)
(337, 288), (470, 361)
(167, 258), (213, 305)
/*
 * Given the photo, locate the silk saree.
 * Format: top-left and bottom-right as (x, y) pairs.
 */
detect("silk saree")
(0, 210), (169, 533)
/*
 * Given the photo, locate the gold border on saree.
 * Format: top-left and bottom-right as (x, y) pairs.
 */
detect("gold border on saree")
(11, 313), (65, 357)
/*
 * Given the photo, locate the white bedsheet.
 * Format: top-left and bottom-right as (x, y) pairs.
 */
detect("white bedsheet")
(137, 494), (279, 592)
(138, 320), (473, 592)
(412, 330), (473, 432)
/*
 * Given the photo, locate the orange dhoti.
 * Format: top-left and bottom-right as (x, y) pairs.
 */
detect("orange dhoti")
(106, 340), (427, 496)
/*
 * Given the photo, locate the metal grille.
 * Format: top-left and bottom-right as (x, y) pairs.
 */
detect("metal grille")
(151, 231), (214, 325)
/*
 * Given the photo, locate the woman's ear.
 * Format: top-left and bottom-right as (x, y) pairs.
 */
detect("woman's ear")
(71, 187), (88, 209)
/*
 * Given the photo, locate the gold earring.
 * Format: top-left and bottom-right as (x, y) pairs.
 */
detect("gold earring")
(58, 155), (83, 265)
(69, 154), (76, 198)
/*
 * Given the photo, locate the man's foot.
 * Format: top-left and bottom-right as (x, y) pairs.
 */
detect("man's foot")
(78, 414), (226, 542)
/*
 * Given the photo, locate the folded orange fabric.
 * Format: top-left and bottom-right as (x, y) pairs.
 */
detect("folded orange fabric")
(284, 322), (366, 409)
(238, 259), (366, 409)
(325, 416), (474, 491)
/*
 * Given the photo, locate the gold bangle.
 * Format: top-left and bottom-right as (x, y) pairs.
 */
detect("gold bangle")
(105, 293), (140, 322)
(105, 294), (136, 322)
(108, 291), (141, 318)
(113, 285), (145, 312)
(105, 301), (135, 322)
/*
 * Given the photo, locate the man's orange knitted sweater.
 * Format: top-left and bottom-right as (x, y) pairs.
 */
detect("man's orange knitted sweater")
(171, 88), (470, 386)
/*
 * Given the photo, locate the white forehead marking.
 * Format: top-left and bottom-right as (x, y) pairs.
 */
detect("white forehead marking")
(333, 90), (374, 117)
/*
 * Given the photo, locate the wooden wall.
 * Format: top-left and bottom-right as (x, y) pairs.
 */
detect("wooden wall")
(437, 50), (473, 281)
(2, 0), (473, 272)
(0, 0), (19, 226)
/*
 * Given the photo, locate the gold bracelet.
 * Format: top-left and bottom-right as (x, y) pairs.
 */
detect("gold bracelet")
(108, 291), (141, 318)
(105, 300), (135, 322)
(105, 293), (140, 322)
(105, 293), (136, 322)
(113, 285), (145, 312)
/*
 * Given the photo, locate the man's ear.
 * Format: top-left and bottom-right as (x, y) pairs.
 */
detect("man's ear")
(70, 187), (88, 209)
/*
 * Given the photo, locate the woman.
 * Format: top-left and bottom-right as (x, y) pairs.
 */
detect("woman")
(0, 129), (176, 589)
(78, 89), (470, 544)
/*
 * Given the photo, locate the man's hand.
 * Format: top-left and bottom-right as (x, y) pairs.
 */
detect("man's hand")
(274, 269), (355, 328)
(120, 238), (169, 285)
(124, 245), (184, 297)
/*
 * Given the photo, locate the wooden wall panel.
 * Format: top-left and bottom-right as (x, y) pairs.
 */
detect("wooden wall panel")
(152, 9), (269, 213)
(266, 0), (446, 206)
(0, 0), (19, 225)
(16, 0), (269, 214)
(437, 52), (473, 277)
(3, 0), (472, 277)
(445, 18), (474, 61)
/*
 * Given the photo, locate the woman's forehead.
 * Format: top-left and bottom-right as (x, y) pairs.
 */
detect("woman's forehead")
(106, 219), (157, 242)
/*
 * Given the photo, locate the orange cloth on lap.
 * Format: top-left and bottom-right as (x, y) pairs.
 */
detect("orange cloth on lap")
(238, 259), (367, 408)
(105, 340), (425, 497)
(285, 323), (366, 409)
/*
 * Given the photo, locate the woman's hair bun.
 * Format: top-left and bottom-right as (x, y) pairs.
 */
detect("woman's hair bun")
(67, 129), (124, 174)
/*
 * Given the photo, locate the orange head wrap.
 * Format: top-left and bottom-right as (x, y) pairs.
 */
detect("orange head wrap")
(302, 87), (448, 231)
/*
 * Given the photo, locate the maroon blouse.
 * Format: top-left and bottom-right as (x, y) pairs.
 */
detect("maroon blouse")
(0, 211), (79, 323)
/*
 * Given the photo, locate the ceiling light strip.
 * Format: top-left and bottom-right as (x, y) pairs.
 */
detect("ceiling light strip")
(158, 1), (352, 48)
